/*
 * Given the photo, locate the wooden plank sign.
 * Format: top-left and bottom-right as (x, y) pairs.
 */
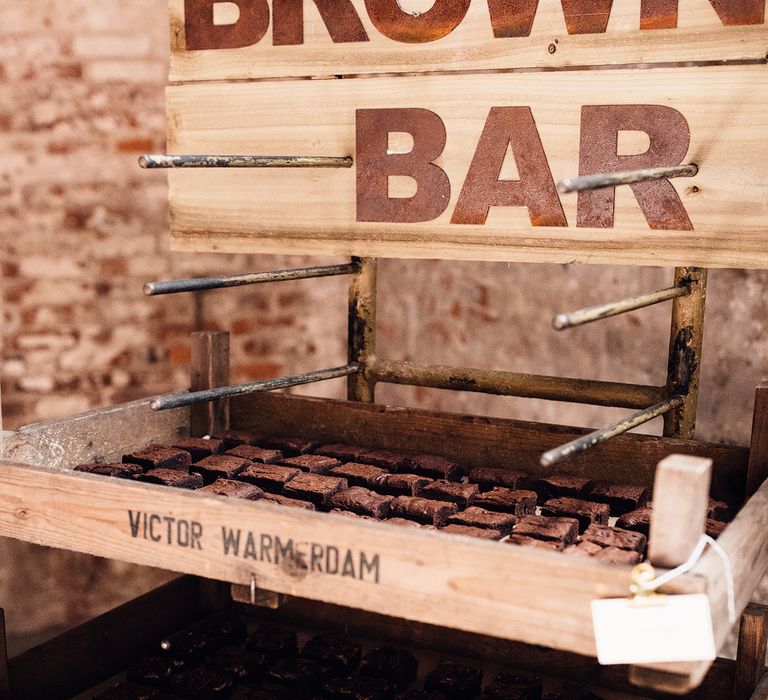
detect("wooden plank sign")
(167, 65), (768, 267)
(169, 0), (767, 81)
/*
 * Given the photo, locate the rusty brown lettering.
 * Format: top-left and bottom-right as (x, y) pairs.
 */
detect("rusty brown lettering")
(451, 107), (567, 227)
(273, 0), (369, 45)
(364, 0), (471, 43)
(577, 105), (693, 231)
(640, 0), (764, 29)
(185, 0), (269, 50)
(356, 108), (450, 223)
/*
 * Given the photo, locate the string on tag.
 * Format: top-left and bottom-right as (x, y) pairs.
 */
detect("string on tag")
(632, 535), (736, 624)
(396, 0), (423, 16)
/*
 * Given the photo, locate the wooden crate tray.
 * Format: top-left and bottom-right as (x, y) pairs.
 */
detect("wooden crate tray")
(1, 391), (767, 695)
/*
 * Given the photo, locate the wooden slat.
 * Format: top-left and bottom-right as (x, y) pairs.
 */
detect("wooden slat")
(746, 382), (768, 498)
(0, 460), (704, 658)
(733, 604), (768, 700)
(230, 393), (750, 506)
(167, 65), (768, 268)
(190, 331), (230, 437)
(8, 576), (205, 700)
(168, 0), (768, 82)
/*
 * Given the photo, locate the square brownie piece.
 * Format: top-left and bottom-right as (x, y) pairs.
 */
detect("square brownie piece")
(208, 645), (270, 682)
(192, 455), (250, 484)
(582, 524), (646, 553)
(262, 436), (319, 456)
(507, 535), (565, 552)
(372, 473), (432, 496)
(360, 646), (418, 689)
(124, 445), (191, 472)
(514, 515), (579, 544)
(267, 657), (329, 697)
(323, 674), (398, 700)
(329, 462), (389, 489)
(301, 634), (362, 672)
(386, 517), (424, 528)
(708, 497), (731, 521)
(172, 437), (224, 463)
(198, 479), (263, 500)
(594, 546), (643, 566)
(226, 445), (283, 464)
(533, 474), (593, 501)
(486, 673), (543, 700)
(446, 507), (516, 535)
(563, 540), (604, 558)
(75, 462), (144, 479)
(278, 454), (341, 474)
(283, 473), (348, 508)
(707, 518), (727, 538)
(615, 507), (653, 537)
(169, 667), (234, 699)
(360, 449), (411, 472)
(404, 454), (463, 481)
(473, 488), (537, 516)
(247, 624), (298, 658)
(261, 493), (316, 511)
(425, 661), (482, 698)
(211, 430), (265, 450)
(327, 487), (394, 519)
(135, 468), (203, 489)
(389, 496), (457, 526)
(440, 524), (504, 540)
(315, 444), (372, 462)
(468, 467), (528, 491)
(540, 498), (610, 533)
(416, 480), (479, 507)
(585, 481), (649, 516)
(237, 464), (300, 493)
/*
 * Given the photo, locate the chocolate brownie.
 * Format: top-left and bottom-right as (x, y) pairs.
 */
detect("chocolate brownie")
(398, 691), (451, 700)
(708, 498), (731, 521)
(192, 455), (249, 484)
(585, 481), (649, 516)
(360, 449), (411, 472)
(94, 683), (160, 700)
(198, 478), (263, 500)
(468, 467), (528, 492)
(331, 509), (375, 521)
(231, 685), (292, 700)
(262, 436), (320, 456)
(324, 673), (398, 700)
(473, 488), (537, 516)
(316, 444), (372, 462)
(329, 462), (389, 489)
(563, 541), (604, 558)
(328, 487), (394, 519)
(446, 507), (516, 535)
(226, 445), (283, 464)
(389, 496), (458, 526)
(360, 646), (418, 689)
(261, 493), (316, 511)
(74, 462), (143, 479)
(267, 657), (329, 697)
(171, 437), (224, 462)
(484, 673), (543, 700)
(237, 464), (300, 493)
(582, 524), (646, 553)
(386, 517), (424, 528)
(424, 661), (482, 698)
(416, 480), (479, 507)
(164, 633), (214, 665)
(533, 474), (593, 501)
(615, 507), (653, 537)
(507, 535), (565, 552)
(168, 667), (235, 699)
(278, 454), (341, 474)
(440, 524), (504, 540)
(373, 473), (432, 496)
(205, 615), (248, 646)
(302, 634), (362, 672)
(540, 498), (610, 532)
(283, 473), (348, 508)
(124, 445), (191, 472)
(135, 469), (203, 490)
(594, 546), (643, 565)
(208, 645), (269, 682)
(514, 515), (579, 544)
(706, 518), (727, 538)
(404, 455), (463, 481)
(211, 430), (265, 450)
(247, 625), (298, 659)
(127, 656), (184, 690)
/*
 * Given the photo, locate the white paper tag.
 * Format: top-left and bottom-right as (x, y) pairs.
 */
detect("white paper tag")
(591, 594), (716, 665)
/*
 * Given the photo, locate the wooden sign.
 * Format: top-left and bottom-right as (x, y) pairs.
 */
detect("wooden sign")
(167, 65), (768, 268)
(169, 0), (767, 81)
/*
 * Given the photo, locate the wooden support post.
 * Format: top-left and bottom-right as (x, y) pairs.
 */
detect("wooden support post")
(348, 257), (377, 403)
(664, 267), (707, 439)
(733, 603), (768, 700)
(0, 609), (10, 700)
(746, 382), (768, 500)
(190, 331), (230, 437)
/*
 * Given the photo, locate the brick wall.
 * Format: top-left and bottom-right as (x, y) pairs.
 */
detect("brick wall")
(2, 1), (767, 644)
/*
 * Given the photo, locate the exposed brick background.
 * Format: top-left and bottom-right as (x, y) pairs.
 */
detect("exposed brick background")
(1, 0), (766, 648)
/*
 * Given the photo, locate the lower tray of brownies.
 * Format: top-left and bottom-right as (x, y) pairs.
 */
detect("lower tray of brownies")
(74, 431), (731, 565)
(82, 605), (629, 700)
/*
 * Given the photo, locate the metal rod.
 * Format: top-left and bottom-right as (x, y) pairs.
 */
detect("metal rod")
(553, 285), (690, 330)
(145, 263), (359, 296)
(139, 155), (353, 169)
(151, 363), (360, 411)
(664, 267), (708, 439)
(370, 359), (665, 410)
(539, 395), (684, 467)
(558, 164), (698, 194)
(348, 257), (378, 403)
